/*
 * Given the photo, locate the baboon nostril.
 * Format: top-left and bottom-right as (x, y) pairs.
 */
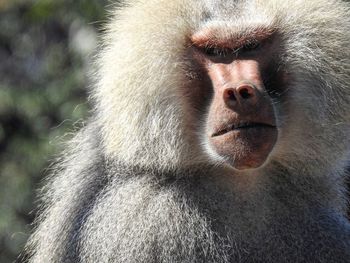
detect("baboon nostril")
(239, 88), (252, 99)
(227, 89), (236, 101)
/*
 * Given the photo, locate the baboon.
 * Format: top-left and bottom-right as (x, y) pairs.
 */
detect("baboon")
(25, 0), (350, 262)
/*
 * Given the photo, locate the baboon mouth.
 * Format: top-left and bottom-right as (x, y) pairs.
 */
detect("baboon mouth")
(212, 122), (276, 137)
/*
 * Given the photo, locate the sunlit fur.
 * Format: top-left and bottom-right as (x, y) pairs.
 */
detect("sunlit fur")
(25, 0), (350, 262)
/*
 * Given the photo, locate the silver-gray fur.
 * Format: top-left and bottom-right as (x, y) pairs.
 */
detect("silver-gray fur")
(25, 0), (350, 262)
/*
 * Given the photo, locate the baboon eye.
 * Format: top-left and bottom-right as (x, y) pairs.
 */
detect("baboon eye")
(241, 40), (261, 52)
(200, 40), (261, 58)
(204, 47), (231, 57)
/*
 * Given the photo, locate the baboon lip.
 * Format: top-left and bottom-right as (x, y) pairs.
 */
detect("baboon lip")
(212, 122), (276, 137)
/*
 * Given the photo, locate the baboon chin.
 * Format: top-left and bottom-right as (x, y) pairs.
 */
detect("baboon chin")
(25, 0), (350, 262)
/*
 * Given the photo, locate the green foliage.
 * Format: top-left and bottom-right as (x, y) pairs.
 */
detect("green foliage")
(0, 0), (108, 262)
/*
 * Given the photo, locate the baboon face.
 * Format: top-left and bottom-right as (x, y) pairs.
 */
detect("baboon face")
(189, 28), (281, 170)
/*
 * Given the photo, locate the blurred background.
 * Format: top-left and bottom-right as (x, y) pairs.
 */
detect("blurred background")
(0, 0), (108, 261)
